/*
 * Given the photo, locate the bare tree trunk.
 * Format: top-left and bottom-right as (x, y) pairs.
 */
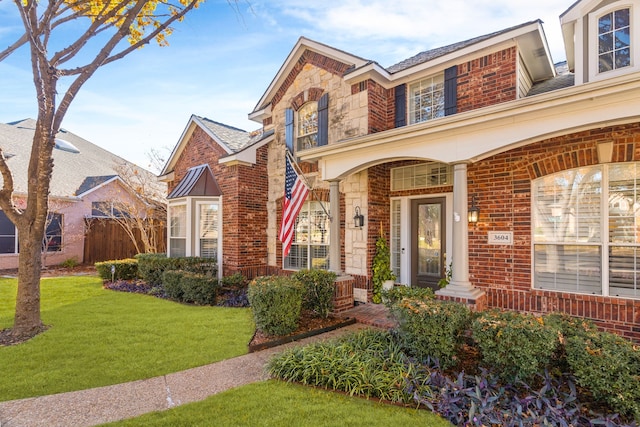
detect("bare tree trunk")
(13, 231), (45, 338)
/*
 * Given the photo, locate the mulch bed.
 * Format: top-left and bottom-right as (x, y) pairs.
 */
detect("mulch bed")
(248, 310), (356, 353)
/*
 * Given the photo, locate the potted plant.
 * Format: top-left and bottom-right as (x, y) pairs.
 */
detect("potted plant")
(371, 223), (396, 303)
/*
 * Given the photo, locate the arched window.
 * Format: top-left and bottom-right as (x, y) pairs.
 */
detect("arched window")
(297, 102), (318, 150)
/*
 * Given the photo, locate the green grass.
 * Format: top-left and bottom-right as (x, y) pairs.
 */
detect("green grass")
(0, 276), (254, 402)
(102, 381), (451, 427)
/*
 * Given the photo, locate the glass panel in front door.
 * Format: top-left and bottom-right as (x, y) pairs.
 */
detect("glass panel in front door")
(412, 198), (445, 289)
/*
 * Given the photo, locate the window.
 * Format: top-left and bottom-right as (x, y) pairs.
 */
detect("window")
(408, 75), (444, 124)
(43, 213), (63, 252)
(597, 8), (631, 73)
(197, 202), (218, 259)
(284, 201), (330, 270)
(92, 201), (126, 218)
(391, 163), (452, 191)
(0, 211), (17, 254)
(297, 102), (318, 151)
(169, 204), (186, 257)
(532, 163), (640, 298)
(0, 211), (62, 253)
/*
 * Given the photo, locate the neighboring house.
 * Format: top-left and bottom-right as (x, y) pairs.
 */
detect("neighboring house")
(0, 118), (165, 269)
(164, 0), (640, 340)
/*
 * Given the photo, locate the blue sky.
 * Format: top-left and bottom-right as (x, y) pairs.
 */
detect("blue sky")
(0, 1), (570, 172)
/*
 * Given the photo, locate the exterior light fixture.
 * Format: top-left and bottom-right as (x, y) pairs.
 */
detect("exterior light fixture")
(468, 195), (480, 224)
(354, 206), (365, 228)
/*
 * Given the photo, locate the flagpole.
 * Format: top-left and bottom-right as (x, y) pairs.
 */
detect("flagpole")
(285, 150), (332, 221)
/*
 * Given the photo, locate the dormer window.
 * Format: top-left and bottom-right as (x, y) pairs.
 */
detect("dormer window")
(408, 75), (445, 125)
(297, 102), (318, 150)
(598, 8), (630, 73)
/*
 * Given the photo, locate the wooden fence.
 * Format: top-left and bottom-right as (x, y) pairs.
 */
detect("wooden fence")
(83, 218), (166, 264)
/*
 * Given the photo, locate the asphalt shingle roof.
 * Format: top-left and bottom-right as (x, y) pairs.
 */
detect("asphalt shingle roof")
(195, 116), (255, 153)
(0, 118), (164, 199)
(386, 21), (539, 74)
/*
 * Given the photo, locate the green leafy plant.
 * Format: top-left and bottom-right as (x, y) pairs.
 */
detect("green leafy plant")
(471, 310), (559, 383)
(161, 270), (185, 301)
(437, 262), (452, 288)
(371, 224), (396, 304)
(381, 285), (434, 309)
(565, 329), (640, 420)
(95, 258), (138, 281)
(247, 276), (303, 336)
(60, 257), (79, 269)
(135, 254), (217, 286)
(220, 273), (247, 290)
(292, 269), (337, 318)
(268, 329), (422, 404)
(391, 298), (471, 369)
(180, 272), (219, 305)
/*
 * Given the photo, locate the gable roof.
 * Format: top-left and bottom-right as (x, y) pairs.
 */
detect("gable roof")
(167, 164), (221, 199)
(250, 22), (555, 124)
(0, 118), (164, 200)
(160, 115), (267, 176)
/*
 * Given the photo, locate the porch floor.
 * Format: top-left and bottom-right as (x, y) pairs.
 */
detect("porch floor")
(338, 303), (397, 329)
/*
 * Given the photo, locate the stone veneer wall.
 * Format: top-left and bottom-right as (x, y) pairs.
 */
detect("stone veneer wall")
(468, 122), (640, 341)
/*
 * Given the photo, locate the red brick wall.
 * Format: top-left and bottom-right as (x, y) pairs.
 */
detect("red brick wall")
(456, 46), (517, 113)
(170, 126), (268, 277)
(367, 80), (395, 133)
(468, 122), (640, 341)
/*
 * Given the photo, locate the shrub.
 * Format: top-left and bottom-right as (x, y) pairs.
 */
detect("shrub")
(391, 298), (471, 369)
(162, 270), (185, 301)
(247, 276), (303, 336)
(60, 257), (79, 269)
(95, 258), (138, 281)
(382, 285), (434, 309)
(180, 272), (219, 305)
(471, 310), (559, 383)
(268, 329), (421, 404)
(565, 329), (640, 421)
(220, 273), (247, 290)
(292, 269), (337, 318)
(136, 254), (217, 286)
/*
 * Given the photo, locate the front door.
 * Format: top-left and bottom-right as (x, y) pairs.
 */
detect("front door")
(411, 198), (446, 289)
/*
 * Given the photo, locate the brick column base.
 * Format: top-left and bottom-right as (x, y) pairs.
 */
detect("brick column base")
(436, 293), (487, 312)
(332, 275), (355, 314)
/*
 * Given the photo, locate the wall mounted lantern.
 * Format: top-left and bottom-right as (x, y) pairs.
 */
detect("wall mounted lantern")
(468, 195), (480, 224)
(354, 206), (365, 228)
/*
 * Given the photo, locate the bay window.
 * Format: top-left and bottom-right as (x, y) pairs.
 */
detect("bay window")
(169, 204), (186, 257)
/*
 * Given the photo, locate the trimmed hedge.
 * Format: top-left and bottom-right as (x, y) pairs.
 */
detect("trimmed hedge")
(382, 285), (434, 308)
(391, 298), (471, 369)
(161, 270), (219, 305)
(292, 269), (337, 318)
(95, 258), (138, 281)
(247, 276), (303, 336)
(471, 310), (559, 383)
(135, 253), (217, 286)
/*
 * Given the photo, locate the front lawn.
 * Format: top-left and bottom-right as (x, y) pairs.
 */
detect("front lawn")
(101, 380), (451, 427)
(0, 276), (254, 402)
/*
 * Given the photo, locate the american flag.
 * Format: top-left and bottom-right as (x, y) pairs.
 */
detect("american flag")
(279, 156), (309, 258)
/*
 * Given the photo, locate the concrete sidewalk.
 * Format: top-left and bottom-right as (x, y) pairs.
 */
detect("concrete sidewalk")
(0, 323), (369, 427)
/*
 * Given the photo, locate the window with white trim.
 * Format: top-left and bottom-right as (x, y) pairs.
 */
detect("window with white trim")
(532, 163), (640, 298)
(0, 211), (63, 254)
(408, 75), (444, 124)
(589, 4), (638, 80)
(197, 202), (218, 259)
(284, 201), (330, 270)
(43, 213), (63, 252)
(169, 204), (186, 257)
(391, 163), (452, 191)
(0, 211), (17, 254)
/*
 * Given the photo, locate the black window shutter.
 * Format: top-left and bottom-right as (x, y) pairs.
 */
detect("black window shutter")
(285, 108), (294, 153)
(317, 93), (329, 146)
(394, 84), (406, 128)
(444, 66), (457, 116)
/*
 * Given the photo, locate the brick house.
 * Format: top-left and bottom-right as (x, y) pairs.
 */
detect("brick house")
(164, 0), (640, 340)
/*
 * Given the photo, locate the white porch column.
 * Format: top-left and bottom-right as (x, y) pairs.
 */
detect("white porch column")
(329, 180), (342, 274)
(436, 163), (484, 300)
